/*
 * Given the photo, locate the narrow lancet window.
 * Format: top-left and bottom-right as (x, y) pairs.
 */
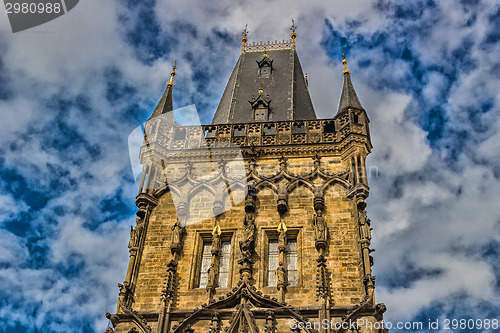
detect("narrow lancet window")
(218, 241), (231, 287)
(199, 242), (212, 288)
(287, 239), (298, 286)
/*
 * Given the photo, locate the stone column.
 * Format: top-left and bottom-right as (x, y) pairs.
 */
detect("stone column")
(357, 199), (375, 303)
(238, 186), (257, 283)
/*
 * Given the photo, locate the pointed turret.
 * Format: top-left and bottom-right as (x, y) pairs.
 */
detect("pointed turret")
(149, 61), (176, 120)
(337, 54), (364, 114)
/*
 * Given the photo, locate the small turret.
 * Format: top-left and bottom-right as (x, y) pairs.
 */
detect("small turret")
(337, 53), (364, 114)
(148, 60), (177, 121)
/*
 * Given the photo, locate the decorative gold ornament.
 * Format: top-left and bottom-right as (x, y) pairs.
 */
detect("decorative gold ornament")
(212, 224), (221, 236)
(342, 53), (350, 74)
(277, 219), (287, 233)
(167, 60), (177, 86)
(290, 19), (297, 48)
(242, 24), (249, 52)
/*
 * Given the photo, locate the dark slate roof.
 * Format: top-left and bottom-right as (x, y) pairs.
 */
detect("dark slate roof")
(337, 72), (364, 114)
(148, 83), (175, 121)
(211, 48), (316, 124)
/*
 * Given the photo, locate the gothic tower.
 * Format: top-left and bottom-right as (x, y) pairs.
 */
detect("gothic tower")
(105, 24), (387, 333)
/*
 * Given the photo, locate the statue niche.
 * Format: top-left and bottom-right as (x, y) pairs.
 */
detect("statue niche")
(240, 212), (256, 259)
(313, 209), (328, 243)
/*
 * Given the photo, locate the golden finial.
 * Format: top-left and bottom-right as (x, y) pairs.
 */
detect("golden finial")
(277, 219), (287, 233)
(212, 223), (221, 236)
(290, 19), (297, 48)
(342, 53), (350, 74)
(258, 83), (263, 94)
(167, 60), (177, 86)
(263, 47), (268, 57)
(242, 24), (249, 52)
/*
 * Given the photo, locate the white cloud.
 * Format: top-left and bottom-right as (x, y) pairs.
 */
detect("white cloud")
(0, 0), (500, 331)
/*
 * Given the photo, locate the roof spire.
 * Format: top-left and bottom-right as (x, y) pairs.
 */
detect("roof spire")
(242, 24), (248, 53)
(258, 83), (263, 94)
(337, 54), (364, 114)
(290, 19), (297, 48)
(167, 60), (177, 86)
(149, 60), (177, 120)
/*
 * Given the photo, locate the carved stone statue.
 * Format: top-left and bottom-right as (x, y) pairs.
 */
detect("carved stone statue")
(358, 209), (372, 240)
(211, 231), (221, 255)
(313, 209), (328, 242)
(278, 229), (286, 252)
(240, 212), (256, 258)
(276, 262), (287, 287)
(171, 220), (184, 251)
(128, 222), (142, 249)
(128, 226), (135, 249)
(207, 264), (217, 289)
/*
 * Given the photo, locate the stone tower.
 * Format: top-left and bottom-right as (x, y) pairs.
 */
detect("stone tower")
(105, 25), (387, 333)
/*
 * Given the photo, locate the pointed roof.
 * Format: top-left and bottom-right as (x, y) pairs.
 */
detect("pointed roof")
(148, 84), (174, 120)
(211, 47), (316, 124)
(148, 61), (176, 121)
(337, 72), (364, 114)
(337, 56), (364, 114)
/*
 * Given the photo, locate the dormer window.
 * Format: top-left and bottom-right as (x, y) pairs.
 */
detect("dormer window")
(254, 101), (268, 121)
(249, 92), (271, 122)
(257, 54), (273, 79)
(260, 64), (271, 78)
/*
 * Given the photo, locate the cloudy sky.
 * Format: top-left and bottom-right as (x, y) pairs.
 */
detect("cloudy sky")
(1, 0), (500, 332)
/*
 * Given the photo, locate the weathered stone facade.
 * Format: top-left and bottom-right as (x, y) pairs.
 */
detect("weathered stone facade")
(105, 33), (387, 333)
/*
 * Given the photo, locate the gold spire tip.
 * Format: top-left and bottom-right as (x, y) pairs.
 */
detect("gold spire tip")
(212, 224), (221, 235)
(242, 24), (248, 52)
(277, 220), (287, 233)
(167, 60), (177, 86)
(290, 19), (297, 48)
(258, 83), (263, 94)
(342, 53), (350, 74)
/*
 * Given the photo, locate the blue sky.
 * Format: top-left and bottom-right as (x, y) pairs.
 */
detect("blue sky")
(1, 0), (500, 332)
